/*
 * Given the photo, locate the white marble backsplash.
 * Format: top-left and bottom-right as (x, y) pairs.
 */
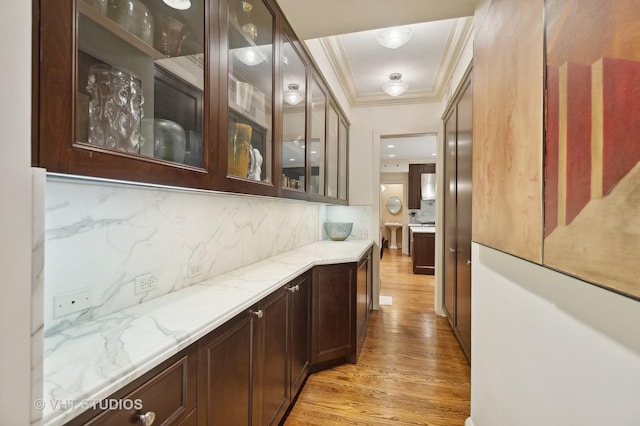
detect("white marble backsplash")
(325, 205), (373, 240)
(44, 178), (320, 334)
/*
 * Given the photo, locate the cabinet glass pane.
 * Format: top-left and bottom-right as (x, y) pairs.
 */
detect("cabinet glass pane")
(326, 105), (338, 198)
(227, 0), (273, 183)
(338, 120), (348, 200)
(309, 79), (326, 196)
(76, 0), (205, 167)
(281, 37), (306, 191)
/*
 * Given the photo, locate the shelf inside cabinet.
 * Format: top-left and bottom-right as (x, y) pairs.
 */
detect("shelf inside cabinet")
(229, 20), (261, 50)
(78, 2), (166, 60)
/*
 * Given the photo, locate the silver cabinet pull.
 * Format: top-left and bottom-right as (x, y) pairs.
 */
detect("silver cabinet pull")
(449, 247), (456, 253)
(139, 411), (156, 426)
(467, 260), (472, 266)
(294, 284), (300, 292)
(252, 310), (264, 318)
(286, 286), (296, 292)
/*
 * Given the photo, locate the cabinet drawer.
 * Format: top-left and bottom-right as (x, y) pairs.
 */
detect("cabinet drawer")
(69, 345), (197, 426)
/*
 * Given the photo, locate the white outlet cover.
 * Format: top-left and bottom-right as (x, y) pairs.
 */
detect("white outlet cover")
(189, 262), (203, 278)
(54, 289), (91, 318)
(134, 273), (158, 295)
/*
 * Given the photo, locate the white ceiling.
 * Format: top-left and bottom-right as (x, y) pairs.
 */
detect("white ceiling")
(380, 134), (437, 160)
(273, 0), (475, 156)
(275, 0), (476, 40)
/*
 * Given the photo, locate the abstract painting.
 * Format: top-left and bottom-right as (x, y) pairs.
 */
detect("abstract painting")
(544, 0), (640, 298)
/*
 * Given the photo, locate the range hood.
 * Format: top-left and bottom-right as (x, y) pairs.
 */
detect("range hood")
(421, 173), (437, 200)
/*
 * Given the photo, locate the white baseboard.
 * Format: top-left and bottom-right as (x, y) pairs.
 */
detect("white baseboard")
(465, 417), (474, 426)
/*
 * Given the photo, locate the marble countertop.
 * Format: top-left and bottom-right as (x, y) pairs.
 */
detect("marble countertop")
(410, 226), (436, 233)
(41, 239), (373, 426)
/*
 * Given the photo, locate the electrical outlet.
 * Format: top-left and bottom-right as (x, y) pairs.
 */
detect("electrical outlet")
(134, 273), (158, 295)
(54, 289), (91, 318)
(188, 262), (203, 278)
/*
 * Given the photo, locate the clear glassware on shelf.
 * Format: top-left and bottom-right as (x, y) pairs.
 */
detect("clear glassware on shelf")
(76, 0), (205, 167)
(86, 64), (144, 154)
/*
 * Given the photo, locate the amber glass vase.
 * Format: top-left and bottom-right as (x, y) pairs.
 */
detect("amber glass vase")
(228, 123), (253, 178)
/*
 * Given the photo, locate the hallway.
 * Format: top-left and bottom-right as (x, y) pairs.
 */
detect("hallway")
(285, 249), (471, 425)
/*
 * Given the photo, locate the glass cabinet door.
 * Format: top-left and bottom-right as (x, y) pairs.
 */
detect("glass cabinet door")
(309, 78), (326, 196)
(227, 0), (273, 183)
(338, 119), (348, 201)
(281, 36), (306, 191)
(76, 0), (205, 167)
(326, 104), (339, 198)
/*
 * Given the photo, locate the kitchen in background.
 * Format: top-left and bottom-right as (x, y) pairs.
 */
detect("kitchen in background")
(379, 134), (437, 255)
(380, 183), (404, 250)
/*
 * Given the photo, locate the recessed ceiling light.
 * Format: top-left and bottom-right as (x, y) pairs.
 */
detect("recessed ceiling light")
(389, 154), (396, 158)
(387, 144), (395, 148)
(311, 150), (317, 154)
(432, 153), (437, 156)
(289, 158), (296, 161)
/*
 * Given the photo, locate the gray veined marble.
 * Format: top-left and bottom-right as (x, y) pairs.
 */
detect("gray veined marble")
(44, 179), (319, 334)
(42, 239), (373, 426)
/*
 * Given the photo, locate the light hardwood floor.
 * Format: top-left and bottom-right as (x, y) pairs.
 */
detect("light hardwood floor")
(284, 248), (471, 425)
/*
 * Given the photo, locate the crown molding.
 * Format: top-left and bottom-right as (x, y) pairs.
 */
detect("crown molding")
(432, 16), (474, 100)
(317, 17), (474, 108)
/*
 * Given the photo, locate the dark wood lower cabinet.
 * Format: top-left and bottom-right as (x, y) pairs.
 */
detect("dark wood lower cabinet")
(287, 272), (311, 400)
(67, 345), (198, 426)
(311, 263), (355, 366)
(198, 311), (252, 425)
(198, 287), (290, 426)
(253, 287), (289, 426)
(66, 255), (371, 426)
(311, 249), (372, 367)
(412, 232), (435, 275)
(355, 248), (372, 361)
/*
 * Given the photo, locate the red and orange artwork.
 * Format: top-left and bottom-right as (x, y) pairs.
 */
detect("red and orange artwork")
(544, 0), (640, 298)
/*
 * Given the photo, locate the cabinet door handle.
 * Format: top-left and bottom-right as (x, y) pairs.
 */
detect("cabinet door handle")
(138, 411), (156, 426)
(449, 247), (456, 253)
(252, 310), (264, 318)
(467, 260), (472, 266)
(286, 286), (296, 292)
(294, 284), (300, 292)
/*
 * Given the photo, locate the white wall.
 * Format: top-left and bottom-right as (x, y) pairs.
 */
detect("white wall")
(348, 102), (444, 311)
(0, 1), (33, 424)
(471, 243), (640, 426)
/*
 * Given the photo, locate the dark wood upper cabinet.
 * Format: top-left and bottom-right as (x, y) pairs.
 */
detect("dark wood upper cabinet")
(37, 0), (213, 189)
(408, 163), (436, 209)
(33, 0), (349, 204)
(279, 26), (309, 200)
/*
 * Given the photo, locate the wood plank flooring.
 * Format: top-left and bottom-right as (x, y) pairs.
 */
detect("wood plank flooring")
(284, 249), (471, 425)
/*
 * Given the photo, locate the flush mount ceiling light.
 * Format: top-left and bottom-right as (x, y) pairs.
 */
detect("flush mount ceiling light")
(382, 73), (409, 97)
(162, 0), (191, 10)
(376, 27), (412, 49)
(234, 47), (266, 66)
(283, 83), (304, 105)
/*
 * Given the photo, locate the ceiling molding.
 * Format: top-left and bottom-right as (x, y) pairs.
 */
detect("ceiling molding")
(431, 16), (474, 100)
(318, 17), (474, 108)
(318, 37), (360, 104)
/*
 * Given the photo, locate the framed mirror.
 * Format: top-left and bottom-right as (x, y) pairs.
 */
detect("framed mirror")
(386, 196), (402, 214)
